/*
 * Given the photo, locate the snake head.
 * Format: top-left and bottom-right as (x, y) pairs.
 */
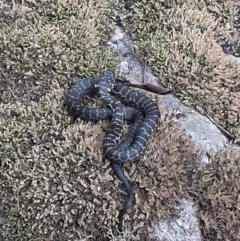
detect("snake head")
(101, 70), (115, 82)
(95, 70), (115, 92)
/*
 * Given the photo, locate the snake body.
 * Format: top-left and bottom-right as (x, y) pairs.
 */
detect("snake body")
(66, 70), (160, 231)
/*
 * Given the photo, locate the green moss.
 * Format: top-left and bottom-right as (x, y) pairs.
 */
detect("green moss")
(0, 1), (117, 103)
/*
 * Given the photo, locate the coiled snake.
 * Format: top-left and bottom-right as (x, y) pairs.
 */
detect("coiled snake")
(66, 70), (160, 231)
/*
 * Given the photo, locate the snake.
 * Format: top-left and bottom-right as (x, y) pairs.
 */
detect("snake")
(66, 70), (160, 231)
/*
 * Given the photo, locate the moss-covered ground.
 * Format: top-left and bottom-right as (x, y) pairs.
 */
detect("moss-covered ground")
(0, 1), (239, 240)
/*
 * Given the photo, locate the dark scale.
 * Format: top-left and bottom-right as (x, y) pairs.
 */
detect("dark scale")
(66, 70), (160, 232)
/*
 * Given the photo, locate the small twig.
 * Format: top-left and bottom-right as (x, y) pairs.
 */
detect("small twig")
(119, 39), (185, 96)
(196, 106), (236, 142)
(8, 87), (18, 100)
(120, 39), (146, 83)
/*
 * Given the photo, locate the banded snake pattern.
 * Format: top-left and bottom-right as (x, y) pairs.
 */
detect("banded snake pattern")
(66, 70), (160, 231)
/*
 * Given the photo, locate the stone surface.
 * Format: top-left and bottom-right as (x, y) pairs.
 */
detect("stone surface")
(151, 200), (202, 241)
(108, 26), (239, 241)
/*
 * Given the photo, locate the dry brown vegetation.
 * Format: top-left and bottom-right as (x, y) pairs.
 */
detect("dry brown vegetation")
(193, 148), (240, 241)
(0, 0), (240, 241)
